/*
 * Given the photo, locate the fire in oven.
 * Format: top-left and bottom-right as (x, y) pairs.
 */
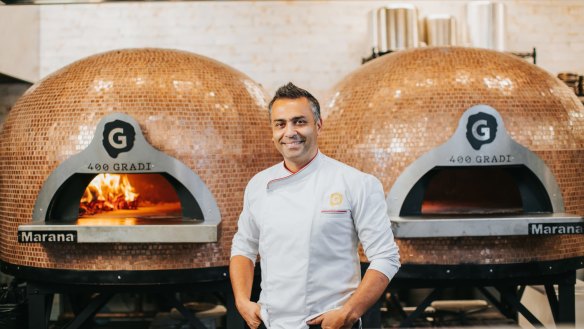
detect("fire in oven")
(18, 113), (220, 243)
(388, 104), (583, 238)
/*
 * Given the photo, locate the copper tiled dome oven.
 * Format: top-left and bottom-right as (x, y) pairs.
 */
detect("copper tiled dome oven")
(320, 47), (584, 325)
(0, 48), (279, 328)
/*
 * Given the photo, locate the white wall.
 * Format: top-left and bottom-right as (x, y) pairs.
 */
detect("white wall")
(1, 0), (583, 102)
(0, 5), (39, 82)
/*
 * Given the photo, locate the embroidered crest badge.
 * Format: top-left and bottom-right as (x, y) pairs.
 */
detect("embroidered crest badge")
(330, 192), (343, 206)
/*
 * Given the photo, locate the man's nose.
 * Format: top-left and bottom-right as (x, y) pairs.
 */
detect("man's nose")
(284, 124), (297, 137)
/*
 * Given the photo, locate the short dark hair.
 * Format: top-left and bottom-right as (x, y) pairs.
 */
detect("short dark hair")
(268, 82), (320, 121)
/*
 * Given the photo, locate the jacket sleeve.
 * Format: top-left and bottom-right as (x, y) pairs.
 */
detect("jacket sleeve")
(352, 175), (400, 280)
(230, 185), (260, 263)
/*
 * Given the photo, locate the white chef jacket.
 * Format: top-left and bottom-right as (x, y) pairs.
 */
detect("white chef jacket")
(231, 151), (400, 329)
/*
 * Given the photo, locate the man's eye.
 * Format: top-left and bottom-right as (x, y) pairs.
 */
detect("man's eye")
(274, 122), (285, 128)
(295, 120), (306, 125)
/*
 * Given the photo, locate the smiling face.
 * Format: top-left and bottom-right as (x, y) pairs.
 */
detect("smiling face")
(271, 97), (322, 172)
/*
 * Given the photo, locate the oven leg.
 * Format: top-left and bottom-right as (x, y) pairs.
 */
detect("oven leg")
(496, 286), (544, 328)
(557, 271), (576, 326)
(389, 292), (408, 319)
(225, 287), (245, 329)
(160, 292), (209, 329)
(399, 288), (442, 328)
(477, 286), (515, 320)
(27, 282), (53, 329)
(361, 297), (382, 328)
(496, 286), (519, 321)
(545, 284), (559, 322)
(66, 292), (113, 329)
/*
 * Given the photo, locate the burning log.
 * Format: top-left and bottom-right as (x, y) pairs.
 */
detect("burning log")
(79, 174), (140, 216)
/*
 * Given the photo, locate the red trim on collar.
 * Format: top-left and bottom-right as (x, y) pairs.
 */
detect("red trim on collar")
(269, 150), (320, 186)
(283, 151), (319, 173)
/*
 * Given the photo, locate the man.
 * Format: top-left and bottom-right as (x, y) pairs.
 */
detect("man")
(230, 83), (400, 329)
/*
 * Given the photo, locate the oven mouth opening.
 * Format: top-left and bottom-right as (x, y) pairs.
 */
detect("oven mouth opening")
(390, 164), (581, 238)
(400, 165), (553, 217)
(46, 173), (203, 224)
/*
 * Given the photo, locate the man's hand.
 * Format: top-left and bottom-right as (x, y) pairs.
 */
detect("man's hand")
(230, 255), (262, 328)
(236, 299), (262, 329)
(306, 269), (390, 329)
(306, 308), (357, 329)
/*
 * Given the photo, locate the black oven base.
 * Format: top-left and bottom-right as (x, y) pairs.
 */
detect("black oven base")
(0, 261), (231, 285)
(394, 256), (584, 281)
(1, 257), (582, 328)
(3, 256), (582, 284)
(382, 256), (584, 328)
(0, 261), (247, 329)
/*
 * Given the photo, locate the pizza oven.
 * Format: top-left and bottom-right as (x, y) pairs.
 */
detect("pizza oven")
(320, 46), (584, 268)
(0, 48), (280, 282)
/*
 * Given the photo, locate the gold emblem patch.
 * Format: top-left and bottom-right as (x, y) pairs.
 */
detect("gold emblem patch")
(330, 192), (343, 206)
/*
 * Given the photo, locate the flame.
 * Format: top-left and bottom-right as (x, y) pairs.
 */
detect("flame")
(80, 174), (140, 216)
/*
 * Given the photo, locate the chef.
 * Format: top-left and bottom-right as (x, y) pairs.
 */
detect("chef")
(230, 82), (400, 329)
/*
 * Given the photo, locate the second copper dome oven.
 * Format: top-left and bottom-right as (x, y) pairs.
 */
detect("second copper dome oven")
(320, 47), (584, 267)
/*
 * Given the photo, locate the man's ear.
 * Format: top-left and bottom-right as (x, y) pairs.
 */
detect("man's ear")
(316, 118), (323, 135)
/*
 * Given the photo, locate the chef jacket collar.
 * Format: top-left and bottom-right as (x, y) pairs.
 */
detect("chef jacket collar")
(267, 151), (322, 191)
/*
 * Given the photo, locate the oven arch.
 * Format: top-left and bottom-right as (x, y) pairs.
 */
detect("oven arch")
(32, 113), (220, 227)
(22, 113), (220, 243)
(386, 105), (579, 238)
(387, 105), (565, 218)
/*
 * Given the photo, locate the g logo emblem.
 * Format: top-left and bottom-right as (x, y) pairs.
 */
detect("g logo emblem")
(466, 112), (497, 150)
(103, 120), (136, 158)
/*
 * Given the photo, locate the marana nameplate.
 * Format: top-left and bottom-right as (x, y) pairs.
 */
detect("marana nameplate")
(529, 223), (584, 235)
(18, 230), (77, 243)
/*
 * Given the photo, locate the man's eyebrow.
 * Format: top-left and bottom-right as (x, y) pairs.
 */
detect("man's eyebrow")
(272, 115), (307, 122)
